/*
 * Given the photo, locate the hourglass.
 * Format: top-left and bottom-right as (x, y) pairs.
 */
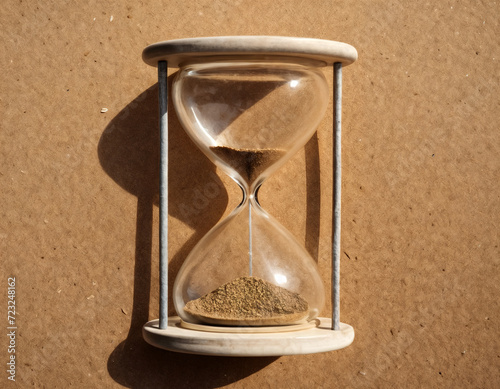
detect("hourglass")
(142, 36), (357, 356)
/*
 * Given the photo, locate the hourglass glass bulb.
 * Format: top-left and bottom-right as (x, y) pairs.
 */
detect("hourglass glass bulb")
(171, 59), (329, 326)
(172, 59), (328, 190)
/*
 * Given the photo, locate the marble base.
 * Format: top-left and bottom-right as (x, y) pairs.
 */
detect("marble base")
(143, 316), (354, 357)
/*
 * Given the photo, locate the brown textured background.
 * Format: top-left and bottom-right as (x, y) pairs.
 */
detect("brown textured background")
(1, 0), (499, 388)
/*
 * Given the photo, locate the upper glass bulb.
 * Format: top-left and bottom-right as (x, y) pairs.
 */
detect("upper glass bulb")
(172, 59), (329, 192)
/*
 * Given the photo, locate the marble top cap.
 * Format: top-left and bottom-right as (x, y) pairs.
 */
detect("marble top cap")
(142, 36), (358, 67)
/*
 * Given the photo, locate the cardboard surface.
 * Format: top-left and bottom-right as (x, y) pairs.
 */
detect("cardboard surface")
(1, 1), (499, 387)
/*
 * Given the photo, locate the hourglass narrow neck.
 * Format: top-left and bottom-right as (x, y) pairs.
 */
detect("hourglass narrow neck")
(237, 181), (262, 207)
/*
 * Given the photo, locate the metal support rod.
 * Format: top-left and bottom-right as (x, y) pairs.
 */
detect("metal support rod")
(332, 62), (342, 331)
(158, 60), (169, 329)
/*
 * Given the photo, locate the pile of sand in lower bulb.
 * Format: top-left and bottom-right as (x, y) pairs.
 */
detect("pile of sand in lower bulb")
(184, 276), (309, 326)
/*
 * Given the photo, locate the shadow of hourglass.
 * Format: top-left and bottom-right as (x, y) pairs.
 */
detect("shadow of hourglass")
(99, 79), (287, 388)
